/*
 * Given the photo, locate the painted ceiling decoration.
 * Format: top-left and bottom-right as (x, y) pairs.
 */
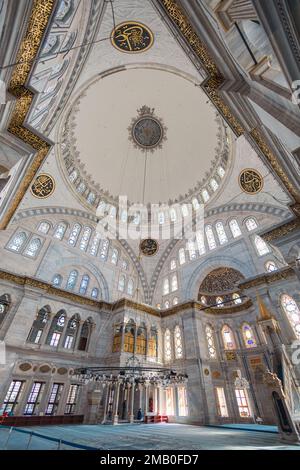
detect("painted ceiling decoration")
(239, 168), (263, 194)
(111, 21), (154, 53)
(30, 173), (55, 199)
(199, 267), (245, 295)
(129, 106), (167, 152)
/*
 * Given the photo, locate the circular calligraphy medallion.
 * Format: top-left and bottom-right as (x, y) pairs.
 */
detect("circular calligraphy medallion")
(132, 117), (163, 149)
(31, 173), (55, 198)
(239, 168), (263, 194)
(111, 21), (154, 53)
(140, 238), (159, 256)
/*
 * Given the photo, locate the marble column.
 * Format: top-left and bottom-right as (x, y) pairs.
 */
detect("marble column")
(129, 382), (135, 423)
(113, 381), (121, 425)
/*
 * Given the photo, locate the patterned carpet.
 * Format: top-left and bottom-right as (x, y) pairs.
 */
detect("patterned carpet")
(1, 423), (300, 450)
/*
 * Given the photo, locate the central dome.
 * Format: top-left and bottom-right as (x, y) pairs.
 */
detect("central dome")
(61, 68), (229, 205)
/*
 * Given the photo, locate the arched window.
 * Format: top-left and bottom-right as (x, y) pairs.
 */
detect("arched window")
(170, 259), (177, 271)
(222, 325), (236, 350)
(174, 325), (183, 359)
(164, 300), (170, 309)
(202, 189), (210, 202)
(79, 274), (89, 295)
(7, 232), (28, 252)
(111, 248), (119, 265)
(157, 303), (161, 310)
(87, 192), (95, 205)
(215, 222), (228, 245)
(196, 231), (206, 255)
(121, 259), (128, 271)
(109, 206), (116, 219)
(89, 232), (101, 256)
(171, 274), (178, 292)
(52, 274), (62, 287)
(179, 248), (186, 265)
(164, 329), (172, 362)
(216, 296), (224, 307)
(0, 294), (10, 327)
(91, 287), (99, 299)
(54, 222), (67, 240)
(148, 327), (158, 357)
(163, 278), (170, 296)
(78, 318), (93, 351)
(38, 221), (50, 234)
(127, 278), (134, 296)
(173, 297), (179, 305)
(27, 306), (50, 344)
(210, 178), (219, 191)
(170, 208), (177, 222)
(281, 294), (300, 338)
(24, 238), (42, 257)
(118, 275), (126, 292)
(158, 211), (165, 224)
(69, 223), (81, 246)
(136, 324), (147, 355)
(200, 295), (207, 305)
(265, 260), (278, 272)
(77, 182), (86, 194)
(69, 170), (78, 183)
(66, 270), (78, 290)
(217, 166), (225, 178)
(112, 323), (122, 352)
(205, 325), (217, 359)
(205, 225), (216, 250)
(124, 320), (135, 353)
(192, 197), (200, 210)
(63, 315), (80, 349)
(232, 293), (242, 304)
(79, 227), (92, 251)
(245, 217), (258, 231)
(100, 239), (109, 260)
(133, 212), (140, 225)
(181, 204), (189, 217)
(242, 324), (257, 348)
(254, 235), (270, 256)
(46, 310), (66, 347)
(229, 219), (241, 238)
(187, 240), (197, 260)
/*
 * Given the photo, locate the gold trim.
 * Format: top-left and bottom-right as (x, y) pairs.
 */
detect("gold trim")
(239, 168), (263, 194)
(262, 219), (300, 242)
(111, 21), (154, 54)
(161, 0), (300, 203)
(239, 266), (295, 290)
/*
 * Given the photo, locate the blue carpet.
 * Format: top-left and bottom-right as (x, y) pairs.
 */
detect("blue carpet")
(209, 424), (278, 433)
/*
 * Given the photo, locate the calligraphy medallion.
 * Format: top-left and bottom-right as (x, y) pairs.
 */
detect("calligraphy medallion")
(239, 168), (263, 194)
(140, 238), (159, 256)
(111, 21), (154, 53)
(129, 106), (167, 152)
(31, 173), (55, 198)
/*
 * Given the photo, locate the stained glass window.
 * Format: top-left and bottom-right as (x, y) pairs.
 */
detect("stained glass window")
(68, 223), (81, 246)
(111, 248), (119, 265)
(158, 211), (165, 224)
(171, 274), (178, 292)
(100, 239), (109, 260)
(174, 325), (183, 359)
(216, 296), (224, 307)
(245, 217), (258, 231)
(202, 189), (210, 202)
(215, 387), (228, 417)
(89, 232), (101, 256)
(210, 178), (219, 191)
(66, 270), (78, 290)
(24, 238), (42, 257)
(179, 248), (186, 265)
(54, 222), (67, 240)
(232, 293), (242, 304)
(8, 232), (27, 252)
(170, 208), (177, 222)
(265, 260), (278, 272)
(164, 300), (170, 309)
(38, 222), (50, 234)
(52, 274), (62, 287)
(79, 227), (91, 251)
(196, 231), (206, 255)
(79, 274), (89, 295)
(242, 324), (257, 348)
(205, 225), (217, 250)
(201, 296), (207, 305)
(77, 182), (86, 194)
(235, 389), (251, 417)
(163, 277), (170, 295)
(127, 278), (134, 296)
(229, 219), (241, 238)
(87, 192), (95, 205)
(281, 294), (300, 338)
(215, 222), (228, 245)
(173, 297), (178, 305)
(254, 235), (270, 256)
(182, 204), (189, 217)
(164, 329), (172, 362)
(205, 325), (217, 359)
(222, 325), (236, 350)
(118, 274), (126, 292)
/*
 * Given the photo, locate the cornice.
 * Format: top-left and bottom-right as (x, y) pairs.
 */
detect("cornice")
(261, 218), (300, 242)
(239, 266), (295, 290)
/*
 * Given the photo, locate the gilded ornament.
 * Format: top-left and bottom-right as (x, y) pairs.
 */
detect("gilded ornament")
(31, 174), (55, 198)
(239, 168), (263, 194)
(111, 22), (154, 53)
(129, 106), (167, 152)
(140, 239), (159, 256)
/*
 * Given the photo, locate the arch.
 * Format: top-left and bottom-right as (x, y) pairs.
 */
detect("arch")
(242, 323), (257, 348)
(24, 237), (42, 257)
(7, 231), (28, 252)
(205, 324), (217, 358)
(164, 328), (172, 362)
(63, 314), (80, 349)
(79, 274), (90, 295)
(244, 217), (258, 231)
(52, 274), (63, 287)
(53, 221), (68, 240)
(222, 325), (236, 350)
(280, 294), (300, 338)
(46, 309), (66, 347)
(66, 270), (78, 290)
(27, 305), (51, 344)
(78, 317), (93, 351)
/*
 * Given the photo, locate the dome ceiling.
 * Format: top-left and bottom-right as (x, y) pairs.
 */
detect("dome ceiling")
(60, 68), (229, 207)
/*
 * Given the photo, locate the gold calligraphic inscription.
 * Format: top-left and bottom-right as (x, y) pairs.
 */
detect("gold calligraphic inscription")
(111, 22), (154, 53)
(225, 351), (237, 361)
(31, 174), (55, 198)
(140, 239), (159, 256)
(239, 168), (263, 194)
